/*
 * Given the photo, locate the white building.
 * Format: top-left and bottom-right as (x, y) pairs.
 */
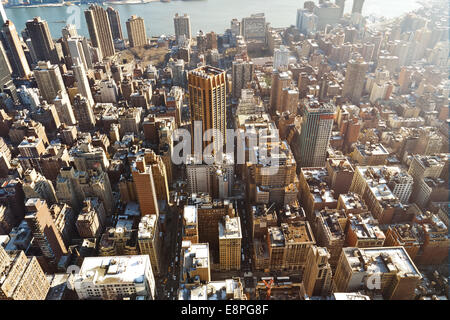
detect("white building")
(53, 91), (77, 126)
(369, 81), (388, 103)
(67, 36), (93, 70)
(98, 79), (119, 104)
(74, 255), (156, 300)
(273, 45), (290, 71)
(186, 154), (234, 199)
(236, 89), (265, 115)
(73, 58), (94, 107)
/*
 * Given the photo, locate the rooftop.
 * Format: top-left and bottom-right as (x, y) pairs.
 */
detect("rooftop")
(343, 247), (421, 277)
(189, 65), (225, 78)
(219, 216), (242, 240)
(138, 215), (158, 239)
(76, 255), (151, 285)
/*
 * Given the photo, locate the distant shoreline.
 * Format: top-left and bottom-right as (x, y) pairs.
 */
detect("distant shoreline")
(5, 0), (163, 9)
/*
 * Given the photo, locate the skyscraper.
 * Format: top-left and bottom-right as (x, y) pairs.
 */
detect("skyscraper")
(85, 4), (115, 58)
(231, 59), (254, 99)
(342, 57), (368, 104)
(188, 66), (227, 152)
(219, 216), (242, 271)
(296, 8), (318, 34)
(273, 45), (290, 70)
(352, 0), (365, 14)
(299, 100), (335, 167)
(73, 58), (94, 107)
(126, 15), (148, 48)
(132, 157), (159, 217)
(1, 20), (32, 78)
(0, 1), (7, 27)
(0, 246), (50, 300)
(67, 36), (93, 71)
(138, 214), (161, 276)
(24, 198), (68, 268)
(53, 91), (77, 126)
(269, 70), (291, 113)
(25, 17), (58, 64)
(302, 246), (332, 297)
(0, 41), (16, 101)
(174, 13), (192, 42)
(241, 13), (266, 42)
(107, 7), (123, 41)
(34, 61), (66, 103)
(335, 0), (346, 18)
(72, 94), (96, 131)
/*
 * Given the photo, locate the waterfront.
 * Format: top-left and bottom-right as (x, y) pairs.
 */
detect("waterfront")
(5, 0), (420, 38)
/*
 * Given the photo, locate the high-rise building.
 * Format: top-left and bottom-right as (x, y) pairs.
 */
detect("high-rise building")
(352, 0), (365, 14)
(72, 94), (96, 131)
(98, 218), (138, 257)
(24, 198), (68, 268)
(273, 45), (290, 70)
(74, 255), (156, 300)
(181, 242), (211, 283)
(187, 194), (235, 263)
(126, 15), (147, 48)
(174, 13), (191, 42)
(269, 70), (291, 113)
(335, 0), (346, 18)
(22, 168), (58, 205)
(186, 155), (234, 199)
(76, 198), (106, 238)
(342, 57), (368, 104)
(302, 246), (332, 297)
(188, 66), (227, 152)
(34, 61), (67, 103)
(334, 247), (421, 300)
(67, 36), (93, 71)
(241, 13), (266, 42)
(131, 156), (159, 217)
(1, 20), (31, 78)
(0, 246), (50, 300)
(106, 7), (123, 41)
(218, 216), (242, 271)
(168, 58), (186, 88)
(85, 4), (115, 58)
(141, 149), (170, 202)
(138, 214), (161, 275)
(0, 41), (17, 102)
(0, 2), (7, 26)
(236, 89), (264, 115)
(182, 205), (199, 244)
(73, 58), (94, 107)
(25, 17), (59, 64)
(298, 100), (335, 167)
(267, 222), (316, 273)
(231, 59), (254, 99)
(296, 9), (318, 34)
(53, 91), (77, 126)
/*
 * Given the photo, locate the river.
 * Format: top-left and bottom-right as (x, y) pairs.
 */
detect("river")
(5, 0), (420, 38)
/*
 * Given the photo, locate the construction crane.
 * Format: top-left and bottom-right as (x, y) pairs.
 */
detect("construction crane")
(262, 278), (274, 300)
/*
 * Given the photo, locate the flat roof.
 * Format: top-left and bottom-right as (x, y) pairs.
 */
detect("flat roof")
(77, 255), (150, 285)
(183, 205), (197, 224)
(344, 247), (421, 277)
